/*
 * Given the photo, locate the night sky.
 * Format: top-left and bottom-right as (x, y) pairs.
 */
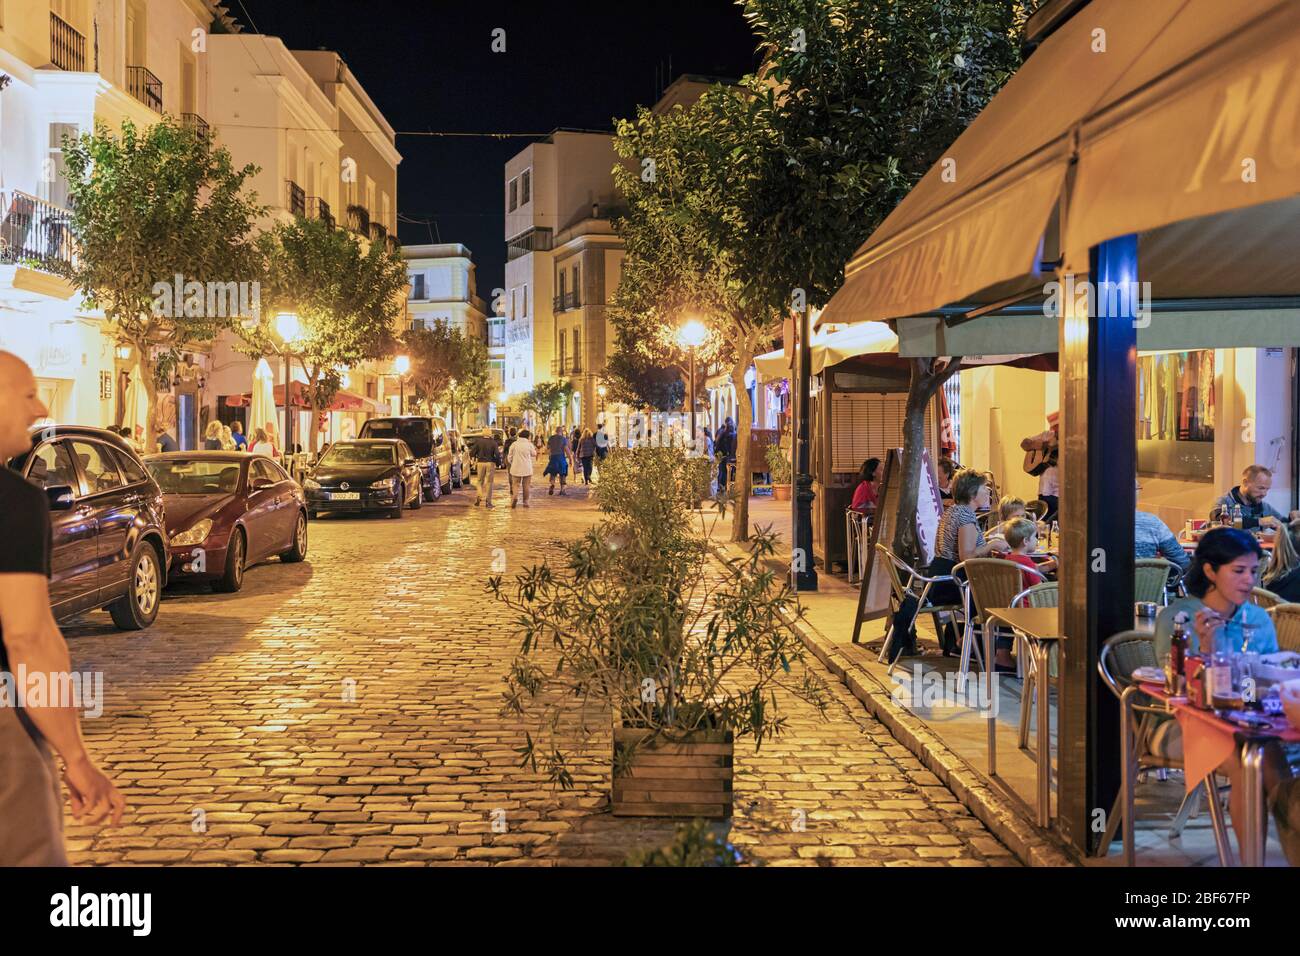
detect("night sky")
(233, 0), (762, 296)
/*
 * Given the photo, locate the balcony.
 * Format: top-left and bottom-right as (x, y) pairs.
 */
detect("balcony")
(286, 181), (306, 218)
(506, 227), (553, 262)
(387, 235), (401, 256)
(347, 205), (370, 237)
(181, 112), (211, 144)
(550, 357), (583, 377)
(50, 12), (87, 72)
(126, 65), (163, 113)
(369, 221), (388, 243)
(487, 324), (506, 349)
(552, 290), (581, 313)
(0, 191), (77, 275)
(305, 197), (334, 229)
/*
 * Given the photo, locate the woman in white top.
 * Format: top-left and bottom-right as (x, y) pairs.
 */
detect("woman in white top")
(250, 427), (276, 457)
(508, 428), (538, 508)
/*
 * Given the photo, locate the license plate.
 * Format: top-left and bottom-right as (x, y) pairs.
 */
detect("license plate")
(330, 492), (361, 501)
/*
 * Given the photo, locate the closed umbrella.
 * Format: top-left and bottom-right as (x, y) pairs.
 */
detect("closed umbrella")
(122, 362), (149, 450)
(251, 358), (274, 444)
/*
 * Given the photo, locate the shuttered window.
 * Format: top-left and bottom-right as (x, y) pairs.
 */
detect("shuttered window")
(830, 393), (933, 473)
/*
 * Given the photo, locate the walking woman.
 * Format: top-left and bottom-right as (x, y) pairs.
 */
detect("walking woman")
(508, 427), (537, 508)
(577, 429), (596, 485)
(544, 425), (570, 496)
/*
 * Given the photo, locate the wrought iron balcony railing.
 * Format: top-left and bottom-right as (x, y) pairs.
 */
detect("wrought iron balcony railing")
(549, 357), (583, 377)
(0, 190), (77, 274)
(286, 181), (306, 217)
(552, 290), (581, 312)
(306, 197), (334, 228)
(347, 205), (370, 236)
(386, 235), (401, 256)
(369, 221), (388, 243)
(181, 112), (211, 143)
(50, 12), (86, 71)
(126, 65), (163, 113)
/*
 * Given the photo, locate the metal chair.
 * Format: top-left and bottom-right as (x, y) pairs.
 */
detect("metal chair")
(872, 544), (964, 671)
(1135, 557), (1177, 606)
(1251, 586), (1286, 610)
(1096, 631), (1232, 864)
(1010, 581), (1059, 749)
(1268, 603), (1300, 653)
(845, 510), (870, 585)
(954, 558), (1047, 690)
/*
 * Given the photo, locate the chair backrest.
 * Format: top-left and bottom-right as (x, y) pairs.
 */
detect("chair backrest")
(1268, 604), (1300, 653)
(1014, 581), (1059, 608)
(1252, 586), (1285, 610)
(960, 558), (1046, 624)
(1098, 630), (1159, 700)
(1026, 500), (1049, 521)
(875, 543), (911, 607)
(1134, 558), (1176, 605)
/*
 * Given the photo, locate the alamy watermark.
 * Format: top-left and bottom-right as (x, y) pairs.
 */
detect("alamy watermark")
(0, 666), (103, 718)
(1043, 275), (1152, 328)
(151, 273), (261, 321)
(890, 663), (1000, 717)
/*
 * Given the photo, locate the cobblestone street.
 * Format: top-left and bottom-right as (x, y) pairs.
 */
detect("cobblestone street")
(60, 478), (1016, 866)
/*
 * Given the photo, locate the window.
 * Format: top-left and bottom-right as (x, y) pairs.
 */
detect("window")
(510, 288), (517, 320)
(508, 177), (518, 212)
(251, 459), (279, 485)
(573, 329), (581, 369)
(521, 169), (531, 204)
(180, 46), (198, 114)
(112, 448), (148, 485)
(47, 123), (78, 208)
(26, 441), (78, 490)
(71, 440), (125, 495)
(559, 330), (566, 369)
(522, 284), (528, 317)
(572, 264), (580, 298)
(558, 270), (565, 299)
(410, 274), (426, 299)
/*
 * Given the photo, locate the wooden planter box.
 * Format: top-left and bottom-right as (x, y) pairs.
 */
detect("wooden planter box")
(611, 727), (733, 819)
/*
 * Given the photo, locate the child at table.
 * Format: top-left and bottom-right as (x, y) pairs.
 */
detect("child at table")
(1002, 518), (1056, 587)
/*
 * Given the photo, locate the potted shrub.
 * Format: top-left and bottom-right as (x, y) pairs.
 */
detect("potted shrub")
(490, 447), (827, 818)
(765, 443), (792, 501)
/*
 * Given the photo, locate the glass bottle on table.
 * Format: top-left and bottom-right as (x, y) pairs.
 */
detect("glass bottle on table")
(1232, 503), (1243, 530)
(1208, 620), (1235, 710)
(1166, 613), (1189, 696)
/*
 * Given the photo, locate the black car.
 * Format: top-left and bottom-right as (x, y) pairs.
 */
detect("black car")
(357, 416), (453, 502)
(6, 426), (170, 630)
(302, 439), (423, 518)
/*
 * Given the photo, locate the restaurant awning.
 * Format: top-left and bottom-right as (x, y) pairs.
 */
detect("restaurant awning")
(225, 381), (378, 413)
(821, 0), (1300, 352)
(755, 323), (898, 382)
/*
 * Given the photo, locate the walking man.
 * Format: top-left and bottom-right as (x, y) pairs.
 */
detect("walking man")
(472, 424), (502, 508)
(715, 417), (737, 491)
(594, 422), (609, 478)
(544, 425), (570, 496)
(503, 427), (518, 501)
(0, 351), (125, 865)
(508, 428), (537, 508)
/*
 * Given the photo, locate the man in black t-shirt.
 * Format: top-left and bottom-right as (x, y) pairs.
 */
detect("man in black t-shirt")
(0, 352), (125, 865)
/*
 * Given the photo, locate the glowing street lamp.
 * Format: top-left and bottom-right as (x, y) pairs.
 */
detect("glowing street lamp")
(274, 312), (303, 455)
(677, 319), (709, 451)
(394, 354), (410, 414)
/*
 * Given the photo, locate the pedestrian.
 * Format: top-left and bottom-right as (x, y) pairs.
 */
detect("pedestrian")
(220, 424), (235, 450)
(203, 420), (223, 450)
(230, 420), (248, 450)
(715, 417), (737, 491)
(156, 428), (179, 453)
(544, 425), (571, 496)
(503, 426), (518, 501)
(250, 427), (276, 457)
(577, 429), (596, 485)
(0, 351), (126, 865)
(509, 427), (537, 508)
(594, 423), (609, 466)
(472, 425), (502, 508)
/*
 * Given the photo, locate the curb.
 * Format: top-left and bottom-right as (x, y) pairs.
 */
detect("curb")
(708, 540), (1077, 868)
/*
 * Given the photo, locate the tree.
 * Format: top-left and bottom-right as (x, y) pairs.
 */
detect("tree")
(521, 381), (574, 433)
(402, 321), (490, 427)
(248, 217), (407, 452)
(611, 93), (781, 543)
(603, 335), (685, 413)
(735, 0), (1028, 560)
(60, 118), (263, 450)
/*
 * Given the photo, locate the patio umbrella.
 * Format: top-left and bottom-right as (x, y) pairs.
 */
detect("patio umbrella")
(250, 358), (275, 439)
(121, 362), (150, 445)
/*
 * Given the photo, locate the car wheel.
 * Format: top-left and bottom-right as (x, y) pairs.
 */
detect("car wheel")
(212, 528), (246, 593)
(440, 467), (453, 495)
(282, 511), (308, 562)
(422, 480), (436, 503)
(107, 542), (162, 630)
(410, 484), (422, 510)
(390, 484), (405, 519)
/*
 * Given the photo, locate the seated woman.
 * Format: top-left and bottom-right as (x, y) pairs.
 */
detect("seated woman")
(1152, 528), (1279, 854)
(1263, 518), (1300, 602)
(849, 457), (880, 516)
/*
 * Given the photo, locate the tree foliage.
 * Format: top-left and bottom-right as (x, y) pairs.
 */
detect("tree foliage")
(402, 321), (490, 425)
(59, 118), (263, 449)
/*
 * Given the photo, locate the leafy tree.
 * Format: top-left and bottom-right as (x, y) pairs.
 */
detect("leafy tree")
(246, 217), (407, 452)
(736, 0), (1028, 560)
(59, 118), (263, 450)
(603, 336), (685, 413)
(521, 381), (574, 433)
(402, 321), (490, 428)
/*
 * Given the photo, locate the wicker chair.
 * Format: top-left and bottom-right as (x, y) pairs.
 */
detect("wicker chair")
(1096, 630), (1233, 863)
(1134, 557), (1177, 606)
(871, 544), (965, 671)
(954, 558), (1047, 690)
(1251, 586), (1286, 610)
(1268, 603), (1300, 653)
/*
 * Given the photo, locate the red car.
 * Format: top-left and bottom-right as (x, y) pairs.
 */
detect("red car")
(144, 452), (308, 592)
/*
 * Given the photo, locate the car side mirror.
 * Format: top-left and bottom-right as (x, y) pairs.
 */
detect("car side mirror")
(46, 484), (76, 510)
(251, 477), (274, 491)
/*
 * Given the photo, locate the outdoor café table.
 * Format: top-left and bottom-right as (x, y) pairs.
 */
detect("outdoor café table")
(984, 607), (1064, 827)
(1121, 681), (1300, 867)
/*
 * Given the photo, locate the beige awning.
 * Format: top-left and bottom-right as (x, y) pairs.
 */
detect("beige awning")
(822, 0), (1300, 338)
(755, 323), (898, 382)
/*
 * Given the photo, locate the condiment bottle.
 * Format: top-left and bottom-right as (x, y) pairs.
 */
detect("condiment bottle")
(1166, 613), (1188, 696)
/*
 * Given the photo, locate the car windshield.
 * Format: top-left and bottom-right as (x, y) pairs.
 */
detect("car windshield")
(319, 444), (396, 466)
(146, 460), (242, 495)
(362, 420), (431, 455)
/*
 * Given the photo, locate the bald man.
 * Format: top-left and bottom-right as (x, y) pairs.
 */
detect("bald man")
(0, 352), (124, 865)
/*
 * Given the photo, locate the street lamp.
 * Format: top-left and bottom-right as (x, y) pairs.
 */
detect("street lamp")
(394, 354), (410, 414)
(677, 319), (708, 453)
(275, 312), (302, 456)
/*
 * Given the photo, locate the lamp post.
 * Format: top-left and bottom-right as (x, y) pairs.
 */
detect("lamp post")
(394, 354), (410, 415)
(275, 312), (302, 458)
(677, 319), (708, 453)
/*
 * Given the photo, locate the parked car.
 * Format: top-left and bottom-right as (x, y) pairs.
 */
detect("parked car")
(6, 426), (169, 630)
(467, 428), (505, 476)
(301, 439), (423, 518)
(357, 416), (453, 501)
(144, 452), (308, 593)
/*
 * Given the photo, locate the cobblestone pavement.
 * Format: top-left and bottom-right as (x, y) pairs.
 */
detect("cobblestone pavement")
(60, 471), (1016, 866)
